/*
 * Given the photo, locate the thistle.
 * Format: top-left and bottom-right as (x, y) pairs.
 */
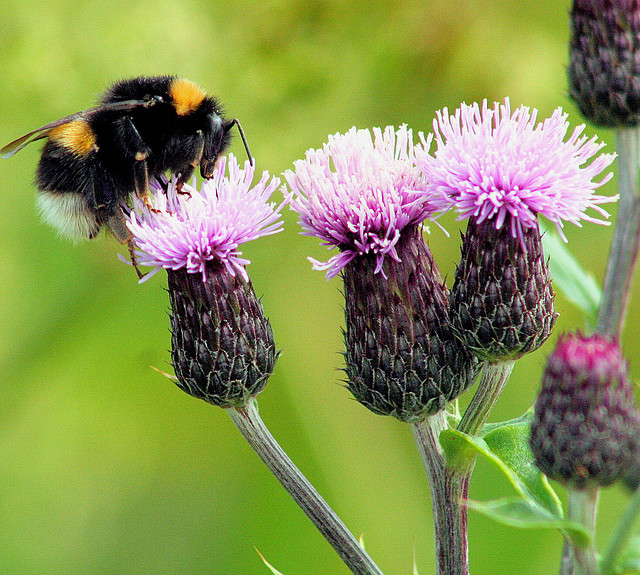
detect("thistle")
(530, 332), (640, 489)
(569, 0), (640, 127)
(124, 155), (285, 406)
(124, 158), (387, 575)
(422, 99), (617, 363)
(286, 126), (478, 422)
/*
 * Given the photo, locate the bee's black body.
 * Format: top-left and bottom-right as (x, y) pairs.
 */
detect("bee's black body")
(3, 76), (240, 242)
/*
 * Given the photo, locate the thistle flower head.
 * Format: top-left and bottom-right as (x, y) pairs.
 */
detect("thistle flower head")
(530, 332), (640, 489)
(422, 99), (617, 241)
(285, 125), (438, 279)
(125, 155), (285, 282)
(124, 156), (282, 407)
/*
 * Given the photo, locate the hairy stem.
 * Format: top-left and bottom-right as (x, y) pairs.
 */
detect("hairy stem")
(410, 362), (515, 575)
(412, 411), (469, 575)
(567, 487), (599, 575)
(227, 398), (385, 575)
(597, 127), (640, 339)
(458, 361), (516, 436)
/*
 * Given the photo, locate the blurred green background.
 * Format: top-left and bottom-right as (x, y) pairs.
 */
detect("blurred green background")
(0, 0), (634, 573)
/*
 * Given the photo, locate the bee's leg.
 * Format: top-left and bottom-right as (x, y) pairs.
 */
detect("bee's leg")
(106, 208), (131, 243)
(133, 159), (151, 207)
(114, 116), (152, 200)
(128, 238), (143, 279)
(106, 208), (143, 279)
(176, 130), (204, 192)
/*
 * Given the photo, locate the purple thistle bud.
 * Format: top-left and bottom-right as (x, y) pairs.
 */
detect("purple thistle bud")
(569, 0), (640, 127)
(421, 99), (616, 362)
(451, 218), (556, 362)
(124, 156), (284, 407)
(287, 127), (478, 421)
(168, 265), (278, 407)
(343, 225), (479, 422)
(530, 333), (640, 489)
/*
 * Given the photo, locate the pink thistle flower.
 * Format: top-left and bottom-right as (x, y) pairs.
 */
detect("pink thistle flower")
(285, 125), (439, 279)
(125, 155), (285, 282)
(422, 98), (617, 241)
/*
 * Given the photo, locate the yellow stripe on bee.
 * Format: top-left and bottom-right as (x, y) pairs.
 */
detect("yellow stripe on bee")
(170, 78), (206, 115)
(49, 120), (97, 156)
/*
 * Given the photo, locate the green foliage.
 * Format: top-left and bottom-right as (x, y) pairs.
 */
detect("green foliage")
(540, 221), (603, 327)
(0, 0), (620, 573)
(441, 422), (590, 546)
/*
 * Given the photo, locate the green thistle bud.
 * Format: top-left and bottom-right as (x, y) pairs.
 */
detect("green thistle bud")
(530, 333), (640, 489)
(450, 217), (557, 363)
(343, 225), (479, 423)
(569, 0), (640, 127)
(168, 265), (278, 408)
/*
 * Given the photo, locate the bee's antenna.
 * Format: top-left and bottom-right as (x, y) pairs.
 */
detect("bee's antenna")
(226, 119), (253, 165)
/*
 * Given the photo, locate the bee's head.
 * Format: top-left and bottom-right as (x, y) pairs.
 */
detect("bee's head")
(200, 111), (231, 178)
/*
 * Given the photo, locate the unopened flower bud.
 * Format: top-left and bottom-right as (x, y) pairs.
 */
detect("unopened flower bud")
(569, 0), (640, 127)
(530, 333), (640, 489)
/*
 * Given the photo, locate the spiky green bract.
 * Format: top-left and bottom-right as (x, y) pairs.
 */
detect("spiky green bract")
(530, 333), (640, 489)
(569, 0), (640, 127)
(450, 217), (557, 363)
(168, 264), (277, 408)
(343, 225), (478, 422)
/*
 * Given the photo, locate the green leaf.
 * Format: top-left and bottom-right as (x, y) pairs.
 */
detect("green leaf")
(439, 428), (481, 471)
(441, 428), (591, 544)
(483, 416), (563, 517)
(481, 409), (534, 435)
(412, 549), (420, 575)
(466, 498), (590, 546)
(440, 428), (553, 511)
(540, 221), (602, 325)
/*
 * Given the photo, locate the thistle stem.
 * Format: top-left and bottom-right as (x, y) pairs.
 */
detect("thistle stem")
(567, 487), (599, 575)
(597, 126), (640, 339)
(411, 411), (469, 575)
(226, 398), (385, 575)
(599, 483), (640, 575)
(457, 361), (516, 436)
(560, 539), (575, 575)
(410, 362), (516, 575)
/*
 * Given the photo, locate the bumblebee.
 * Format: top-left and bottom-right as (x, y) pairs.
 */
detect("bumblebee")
(2, 75), (250, 242)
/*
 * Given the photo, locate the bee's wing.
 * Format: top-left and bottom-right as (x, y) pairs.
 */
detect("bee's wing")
(1, 98), (158, 159)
